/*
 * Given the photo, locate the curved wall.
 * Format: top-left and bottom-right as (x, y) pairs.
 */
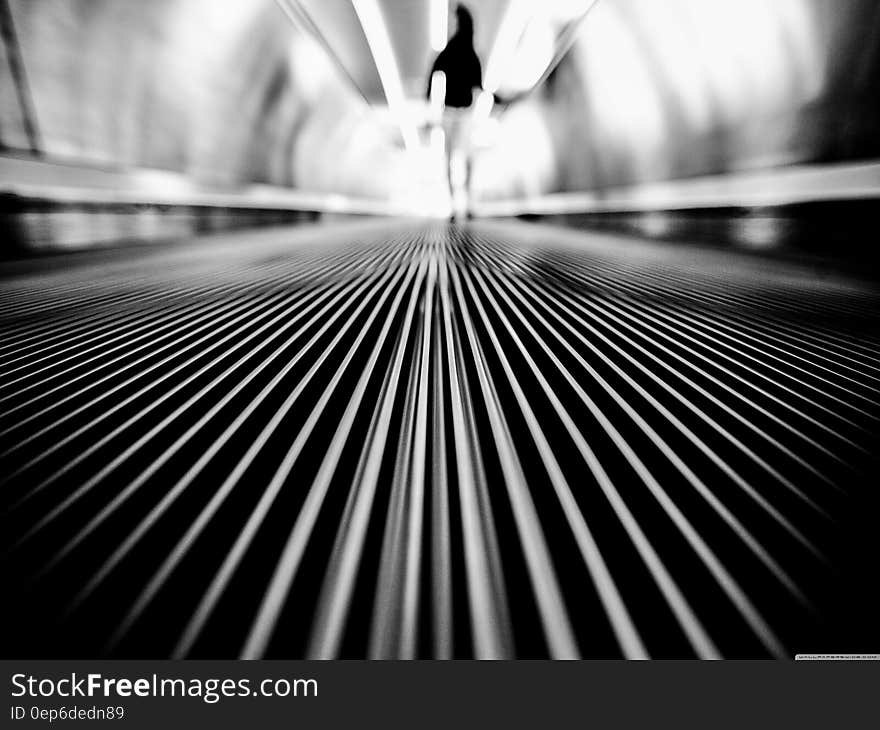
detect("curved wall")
(1, 0), (359, 187)
(2, 0), (879, 200)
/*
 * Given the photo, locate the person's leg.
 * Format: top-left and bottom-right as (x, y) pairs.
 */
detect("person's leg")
(438, 117), (456, 221)
(448, 148), (469, 220)
(446, 148), (455, 199)
(463, 152), (474, 219)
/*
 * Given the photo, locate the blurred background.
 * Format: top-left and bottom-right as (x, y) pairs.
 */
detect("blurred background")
(1, 0), (879, 250)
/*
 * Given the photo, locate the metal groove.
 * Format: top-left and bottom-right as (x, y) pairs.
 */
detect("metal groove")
(1, 220), (878, 659)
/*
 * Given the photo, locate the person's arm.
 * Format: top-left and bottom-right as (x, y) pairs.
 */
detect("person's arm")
(426, 52), (447, 100)
(426, 61), (436, 100)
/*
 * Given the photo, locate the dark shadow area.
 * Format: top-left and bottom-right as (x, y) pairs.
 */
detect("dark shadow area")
(527, 199), (880, 280)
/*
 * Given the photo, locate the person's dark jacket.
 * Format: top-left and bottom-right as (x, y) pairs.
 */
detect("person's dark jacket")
(427, 26), (483, 108)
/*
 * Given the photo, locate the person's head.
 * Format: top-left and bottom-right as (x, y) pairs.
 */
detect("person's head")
(455, 4), (474, 38)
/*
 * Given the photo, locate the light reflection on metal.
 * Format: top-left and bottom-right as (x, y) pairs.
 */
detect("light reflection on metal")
(5, 221), (878, 658)
(484, 0), (599, 99)
(483, 0), (529, 93)
(737, 214), (783, 249)
(0, 0), (43, 153)
(352, 0), (420, 151)
(275, 0), (370, 104)
(638, 211), (673, 238)
(471, 161), (880, 217)
(510, 0), (600, 103)
(430, 0), (449, 52)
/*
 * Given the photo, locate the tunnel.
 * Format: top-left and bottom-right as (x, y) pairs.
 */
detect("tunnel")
(1, 0), (879, 660)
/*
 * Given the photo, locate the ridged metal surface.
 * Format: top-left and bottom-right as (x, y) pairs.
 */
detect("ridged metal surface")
(1, 220), (879, 658)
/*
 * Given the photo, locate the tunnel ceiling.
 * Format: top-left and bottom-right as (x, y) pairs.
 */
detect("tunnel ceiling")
(1, 0), (879, 203)
(283, 0), (594, 103)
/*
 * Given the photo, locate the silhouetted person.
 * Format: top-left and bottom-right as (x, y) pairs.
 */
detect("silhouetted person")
(427, 5), (482, 108)
(426, 5), (484, 219)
